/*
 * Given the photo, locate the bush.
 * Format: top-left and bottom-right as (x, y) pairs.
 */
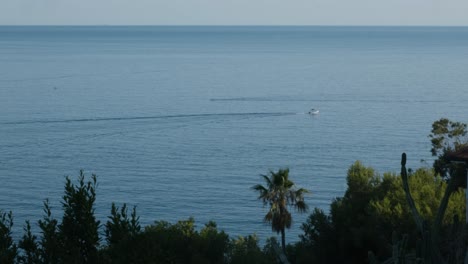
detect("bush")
(295, 162), (465, 263)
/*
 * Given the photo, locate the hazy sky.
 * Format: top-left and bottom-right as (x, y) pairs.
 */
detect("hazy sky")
(1, 0), (468, 26)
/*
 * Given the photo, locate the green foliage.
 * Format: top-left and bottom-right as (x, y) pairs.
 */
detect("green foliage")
(252, 168), (309, 252)
(38, 199), (59, 264)
(101, 203), (142, 263)
(430, 118), (467, 157)
(429, 118), (467, 179)
(368, 153), (468, 264)
(262, 237), (282, 264)
(297, 161), (466, 264)
(3, 171), (290, 264)
(145, 218), (198, 263)
(329, 161), (387, 263)
(226, 235), (268, 264)
(371, 168), (465, 227)
(197, 221), (230, 264)
(395, 153), (466, 263)
(17, 221), (40, 264)
(293, 208), (336, 263)
(439, 214), (468, 264)
(101, 217), (230, 264)
(58, 170), (100, 263)
(105, 203), (140, 246)
(368, 232), (420, 264)
(0, 210), (17, 264)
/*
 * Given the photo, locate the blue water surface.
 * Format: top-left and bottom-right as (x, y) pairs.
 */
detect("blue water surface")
(0, 26), (467, 242)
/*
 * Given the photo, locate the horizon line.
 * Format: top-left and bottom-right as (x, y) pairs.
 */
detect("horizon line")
(1, 24), (468, 27)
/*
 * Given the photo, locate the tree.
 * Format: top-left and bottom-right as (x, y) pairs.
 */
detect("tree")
(252, 168), (309, 253)
(59, 170), (100, 263)
(226, 235), (265, 264)
(105, 203), (141, 246)
(17, 221), (40, 264)
(0, 210), (17, 264)
(295, 208), (336, 264)
(429, 118), (467, 180)
(295, 161), (466, 264)
(371, 168), (465, 227)
(328, 161), (385, 263)
(196, 221), (230, 264)
(101, 216), (232, 264)
(37, 199), (60, 264)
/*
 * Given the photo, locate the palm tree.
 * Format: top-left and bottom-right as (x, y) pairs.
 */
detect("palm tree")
(252, 168), (309, 253)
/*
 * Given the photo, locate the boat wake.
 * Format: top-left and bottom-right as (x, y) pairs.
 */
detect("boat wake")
(210, 96), (445, 103)
(2, 112), (297, 125)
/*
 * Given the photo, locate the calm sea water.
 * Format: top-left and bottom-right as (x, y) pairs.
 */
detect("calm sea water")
(1, 26), (467, 243)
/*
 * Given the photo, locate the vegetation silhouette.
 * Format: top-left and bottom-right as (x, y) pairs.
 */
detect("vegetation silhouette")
(252, 168), (309, 253)
(1, 172), (281, 264)
(429, 118), (467, 181)
(368, 153), (467, 263)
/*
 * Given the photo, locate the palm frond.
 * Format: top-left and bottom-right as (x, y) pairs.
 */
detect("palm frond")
(264, 211), (274, 223)
(252, 184), (267, 193)
(261, 174), (274, 189)
(253, 168), (310, 241)
(294, 200), (309, 213)
(296, 188), (310, 195)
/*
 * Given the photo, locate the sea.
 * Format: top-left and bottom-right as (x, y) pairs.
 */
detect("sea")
(0, 26), (467, 243)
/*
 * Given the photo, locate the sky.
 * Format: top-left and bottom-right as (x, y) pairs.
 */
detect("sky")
(1, 0), (468, 26)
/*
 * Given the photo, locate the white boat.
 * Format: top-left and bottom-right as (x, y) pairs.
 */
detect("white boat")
(308, 109), (319, 115)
